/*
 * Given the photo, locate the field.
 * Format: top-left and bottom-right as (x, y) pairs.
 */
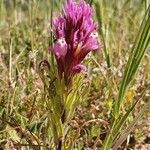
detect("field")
(0, 0), (150, 149)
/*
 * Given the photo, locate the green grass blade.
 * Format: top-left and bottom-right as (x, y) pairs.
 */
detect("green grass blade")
(113, 4), (150, 117)
(94, 0), (111, 68)
(102, 4), (150, 150)
(111, 86), (149, 144)
(112, 100), (150, 150)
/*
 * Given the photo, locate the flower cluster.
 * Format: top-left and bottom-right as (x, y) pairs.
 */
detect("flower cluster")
(51, 0), (102, 85)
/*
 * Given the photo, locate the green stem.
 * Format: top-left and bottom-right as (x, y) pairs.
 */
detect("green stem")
(102, 119), (117, 150)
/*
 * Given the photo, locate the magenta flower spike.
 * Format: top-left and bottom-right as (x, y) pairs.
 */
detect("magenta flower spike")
(51, 0), (102, 85)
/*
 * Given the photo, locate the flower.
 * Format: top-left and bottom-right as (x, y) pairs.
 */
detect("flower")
(51, 0), (102, 85)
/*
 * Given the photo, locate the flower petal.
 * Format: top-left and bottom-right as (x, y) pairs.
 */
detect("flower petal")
(72, 64), (87, 73)
(53, 38), (67, 59)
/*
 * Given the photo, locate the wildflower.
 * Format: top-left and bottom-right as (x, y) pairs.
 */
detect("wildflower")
(51, 0), (102, 85)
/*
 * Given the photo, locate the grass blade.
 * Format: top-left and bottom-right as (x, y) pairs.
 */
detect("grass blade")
(102, 4), (150, 150)
(113, 4), (150, 117)
(112, 100), (150, 150)
(94, 0), (111, 68)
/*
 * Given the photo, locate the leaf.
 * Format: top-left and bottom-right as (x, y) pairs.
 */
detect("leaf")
(102, 4), (150, 150)
(113, 4), (150, 117)
(112, 100), (150, 150)
(94, 0), (111, 68)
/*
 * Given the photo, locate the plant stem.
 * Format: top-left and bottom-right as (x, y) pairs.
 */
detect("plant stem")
(102, 119), (117, 150)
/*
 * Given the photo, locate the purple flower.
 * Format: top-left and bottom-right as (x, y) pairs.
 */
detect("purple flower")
(51, 0), (102, 85)
(72, 64), (87, 73)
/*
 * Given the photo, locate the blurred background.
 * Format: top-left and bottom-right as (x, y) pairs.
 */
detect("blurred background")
(0, 0), (150, 149)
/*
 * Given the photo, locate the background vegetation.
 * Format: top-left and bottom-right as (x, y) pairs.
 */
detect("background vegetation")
(0, 0), (149, 149)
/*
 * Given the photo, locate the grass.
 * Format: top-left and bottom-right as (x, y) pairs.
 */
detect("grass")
(0, 0), (150, 149)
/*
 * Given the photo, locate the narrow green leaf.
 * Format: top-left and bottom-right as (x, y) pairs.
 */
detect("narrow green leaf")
(113, 4), (150, 117)
(94, 0), (111, 68)
(112, 100), (150, 150)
